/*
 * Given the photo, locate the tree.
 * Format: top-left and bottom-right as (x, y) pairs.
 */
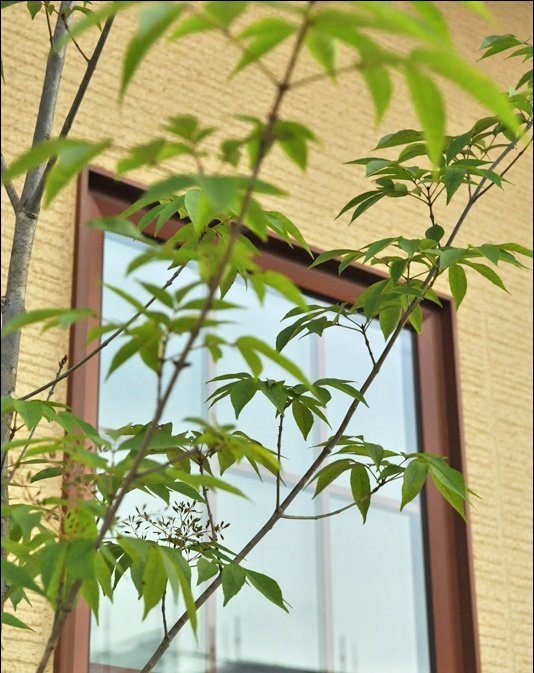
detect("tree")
(1, 2), (532, 672)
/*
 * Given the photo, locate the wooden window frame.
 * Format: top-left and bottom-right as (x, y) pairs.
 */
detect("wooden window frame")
(55, 167), (481, 673)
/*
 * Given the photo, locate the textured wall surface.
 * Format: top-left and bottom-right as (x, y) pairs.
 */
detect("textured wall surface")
(1, 2), (532, 672)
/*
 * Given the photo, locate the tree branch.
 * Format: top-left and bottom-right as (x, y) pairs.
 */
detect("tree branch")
(0, 153), (20, 212)
(138, 87), (530, 672)
(1, 0), (77, 616)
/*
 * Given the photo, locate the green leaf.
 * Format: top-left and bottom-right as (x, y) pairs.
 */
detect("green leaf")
(437, 247), (468, 270)
(304, 26), (337, 80)
(107, 338), (142, 378)
(222, 562), (246, 606)
(204, 0), (248, 26)
(159, 547), (196, 632)
(45, 139), (111, 206)
(479, 34), (524, 60)
(258, 381), (287, 415)
(379, 304), (402, 340)
(498, 242), (532, 258)
(350, 463), (371, 523)
(408, 1), (450, 41)
(184, 189), (218, 232)
(1, 307), (95, 338)
(375, 130), (423, 150)
(1, 558), (43, 597)
(362, 442), (384, 468)
(457, 1), (494, 21)
(262, 270), (307, 310)
(364, 238), (397, 263)
(266, 211), (312, 257)
(428, 468), (466, 521)
(12, 400), (43, 431)
(245, 569), (288, 612)
(117, 139), (191, 175)
(477, 244), (500, 266)
(443, 167), (467, 204)
(1, 612), (35, 631)
(291, 400), (314, 440)
(230, 378), (258, 419)
(314, 378), (367, 407)
(121, 2), (185, 100)
(81, 579), (100, 620)
(448, 264), (468, 310)
(404, 64), (445, 167)
(350, 192), (385, 223)
(236, 337), (314, 392)
(462, 261), (508, 293)
(425, 225), (445, 243)
(401, 460), (429, 509)
(362, 65), (393, 125)
(408, 303), (423, 334)
(313, 459), (353, 497)
(410, 48), (520, 137)
(26, 1), (42, 19)
(232, 17), (297, 76)
(141, 545), (167, 618)
(309, 249), (354, 267)
(170, 13), (212, 41)
(197, 558), (219, 584)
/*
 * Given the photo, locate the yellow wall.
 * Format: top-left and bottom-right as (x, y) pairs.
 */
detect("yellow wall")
(1, 2), (532, 671)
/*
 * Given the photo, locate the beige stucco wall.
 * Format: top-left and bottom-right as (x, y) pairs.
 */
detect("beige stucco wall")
(1, 2), (532, 672)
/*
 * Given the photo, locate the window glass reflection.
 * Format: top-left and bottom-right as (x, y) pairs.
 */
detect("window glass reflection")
(90, 232), (432, 673)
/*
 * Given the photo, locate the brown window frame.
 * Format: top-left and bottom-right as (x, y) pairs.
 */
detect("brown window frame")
(56, 166), (480, 673)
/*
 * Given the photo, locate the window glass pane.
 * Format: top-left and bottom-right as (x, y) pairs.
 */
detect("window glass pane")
(89, 232), (432, 673)
(90, 234), (209, 671)
(214, 278), (322, 476)
(215, 471), (325, 672)
(329, 494), (431, 673)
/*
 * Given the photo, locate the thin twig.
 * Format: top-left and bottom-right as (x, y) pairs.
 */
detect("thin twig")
(1, 153), (21, 212)
(276, 413), (284, 509)
(161, 589), (168, 639)
(65, 26), (90, 62)
(281, 476), (401, 520)
(200, 461), (217, 542)
(59, 17), (115, 139)
(20, 265), (186, 401)
(360, 325), (376, 367)
(140, 87), (534, 672)
(7, 356), (68, 483)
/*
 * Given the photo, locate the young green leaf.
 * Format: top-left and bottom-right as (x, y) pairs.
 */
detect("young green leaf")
(140, 545), (167, 618)
(291, 399), (314, 440)
(45, 139), (111, 206)
(121, 2), (185, 100)
(401, 459), (429, 509)
(197, 558), (219, 585)
(230, 378), (258, 419)
(245, 569), (289, 612)
(313, 459), (353, 497)
(463, 261), (509, 292)
(1, 612), (35, 631)
(448, 264), (468, 310)
(222, 562), (247, 606)
(443, 167), (467, 204)
(350, 463), (371, 523)
(232, 17), (297, 76)
(304, 26), (337, 80)
(404, 64), (445, 166)
(379, 304), (402, 340)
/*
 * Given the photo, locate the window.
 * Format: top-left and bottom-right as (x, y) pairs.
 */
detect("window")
(56, 169), (480, 673)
